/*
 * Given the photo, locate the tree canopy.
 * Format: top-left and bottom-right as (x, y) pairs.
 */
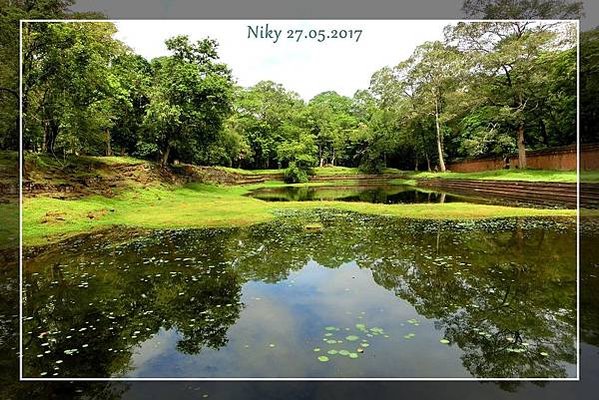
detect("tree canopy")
(14, 19), (580, 173)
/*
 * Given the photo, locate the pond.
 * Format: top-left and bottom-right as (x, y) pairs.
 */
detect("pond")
(246, 184), (473, 204)
(22, 211), (577, 378)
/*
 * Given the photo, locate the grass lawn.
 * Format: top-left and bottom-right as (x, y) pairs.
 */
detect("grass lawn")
(406, 169), (591, 183)
(215, 165), (404, 177)
(21, 182), (577, 247)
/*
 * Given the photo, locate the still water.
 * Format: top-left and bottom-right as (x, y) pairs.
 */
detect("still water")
(22, 211), (576, 378)
(246, 185), (469, 204)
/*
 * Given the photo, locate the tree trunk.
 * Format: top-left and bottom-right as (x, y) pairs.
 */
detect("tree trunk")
(160, 144), (171, 167)
(434, 98), (446, 172)
(426, 153), (431, 172)
(44, 121), (59, 155)
(318, 145), (323, 167)
(517, 124), (526, 169)
(105, 129), (112, 156)
(414, 155), (419, 171)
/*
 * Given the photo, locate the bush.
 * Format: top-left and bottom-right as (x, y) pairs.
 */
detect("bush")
(358, 157), (385, 174)
(284, 162), (309, 183)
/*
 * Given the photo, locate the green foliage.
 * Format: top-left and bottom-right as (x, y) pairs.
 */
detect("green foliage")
(13, 19), (580, 175)
(143, 36), (234, 166)
(581, 28), (599, 143)
(226, 81), (305, 169)
(461, 0), (584, 19)
(283, 162), (309, 183)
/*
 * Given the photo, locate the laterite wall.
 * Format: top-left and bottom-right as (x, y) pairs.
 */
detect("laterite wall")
(448, 143), (599, 172)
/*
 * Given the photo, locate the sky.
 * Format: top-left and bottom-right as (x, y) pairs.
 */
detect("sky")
(113, 20), (450, 101)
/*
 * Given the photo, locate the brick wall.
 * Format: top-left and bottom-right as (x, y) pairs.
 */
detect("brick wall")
(447, 143), (599, 172)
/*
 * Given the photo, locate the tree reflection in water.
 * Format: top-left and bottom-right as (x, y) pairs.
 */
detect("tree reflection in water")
(22, 211), (576, 379)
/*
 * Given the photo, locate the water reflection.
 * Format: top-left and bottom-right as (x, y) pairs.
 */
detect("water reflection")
(22, 212), (576, 378)
(246, 185), (465, 204)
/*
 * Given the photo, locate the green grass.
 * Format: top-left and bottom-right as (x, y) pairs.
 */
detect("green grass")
(22, 182), (577, 247)
(83, 155), (148, 165)
(407, 169), (584, 183)
(0, 201), (19, 250)
(214, 166), (283, 176)
(12, 153), (588, 247)
(215, 165), (405, 177)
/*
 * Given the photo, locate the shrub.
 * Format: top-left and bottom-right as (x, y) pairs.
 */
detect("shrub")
(284, 162), (309, 183)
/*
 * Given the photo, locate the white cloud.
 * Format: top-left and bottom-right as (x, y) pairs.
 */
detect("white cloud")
(113, 20), (451, 101)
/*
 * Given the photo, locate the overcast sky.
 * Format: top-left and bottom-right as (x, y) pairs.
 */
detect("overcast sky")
(113, 20), (450, 101)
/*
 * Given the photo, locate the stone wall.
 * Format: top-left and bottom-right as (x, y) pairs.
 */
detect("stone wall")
(447, 143), (599, 172)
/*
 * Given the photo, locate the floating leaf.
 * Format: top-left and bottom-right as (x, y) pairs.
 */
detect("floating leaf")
(440, 339), (450, 344)
(540, 352), (549, 357)
(318, 356), (329, 362)
(327, 350), (338, 355)
(325, 326), (337, 331)
(339, 350), (350, 356)
(346, 335), (359, 341)
(313, 348), (321, 352)
(349, 353), (359, 359)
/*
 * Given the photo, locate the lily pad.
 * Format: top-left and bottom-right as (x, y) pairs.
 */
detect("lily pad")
(339, 350), (350, 356)
(327, 349), (338, 355)
(349, 353), (359, 359)
(313, 348), (321, 352)
(440, 339), (450, 344)
(325, 326), (337, 331)
(318, 356), (329, 362)
(346, 335), (359, 341)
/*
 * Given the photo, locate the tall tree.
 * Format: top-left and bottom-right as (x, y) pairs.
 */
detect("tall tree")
(306, 91), (358, 167)
(446, 21), (575, 168)
(143, 35), (234, 166)
(581, 28), (599, 143)
(22, 21), (123, 155)
(398, 41), (465, 172)
(226, 81), (305, 169)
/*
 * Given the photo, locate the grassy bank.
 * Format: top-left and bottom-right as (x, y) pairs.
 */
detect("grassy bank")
(216, 165), (404, 177)
(22, 182), (577, 247)
(220, 164), (593, 183)
(407, 169), (591, 183)
(7, 153), (587, 247)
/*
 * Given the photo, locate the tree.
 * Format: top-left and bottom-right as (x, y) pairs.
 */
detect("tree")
(306, 91), (359, 167)
(398, 41), (465, 172)
(143, 35), (233, 166)
(22, 21), (123, 155)
(227, 81), (305, 169)
(461, 0), (584, 19)
(446, 21), (575, 168)
(581, 28), (599, 143)
(108, 53), (151, 156)
(0, 0), (105, 151)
